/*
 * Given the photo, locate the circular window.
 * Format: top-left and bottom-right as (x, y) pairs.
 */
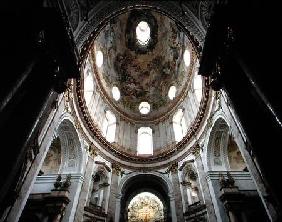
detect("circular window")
(112, 86), (120, 101)
(139, 102), (150, 114)
(184, 49), (191, 67)
(136, 21), (151, 46)
(168, 86), (177, 100)
(96, 50), (103, 67)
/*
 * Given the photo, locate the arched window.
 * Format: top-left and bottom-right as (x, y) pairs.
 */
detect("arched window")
(102, 110), (116, 143)
(136, 21), (151, 45)
(84, 65), (94, 106)
(193, 72), (203, 102)
(173, 109), (187, 142)
(184, 49), (191, 67)
(112, 86), (120, 101)
(137, 127), (153, 155)
(96, 50), (103, 67)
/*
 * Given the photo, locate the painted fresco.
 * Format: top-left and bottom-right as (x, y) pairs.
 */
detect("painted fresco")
(92, 11), (193, 115)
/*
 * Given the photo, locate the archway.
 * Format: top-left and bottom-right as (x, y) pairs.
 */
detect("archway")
(19, 118), (83, 222)
(207, 117), (247, 172)
(119, 174), (172, 222)
(56, 119), (83, 174)
(206, 117), (268, 222)
(128, 192), (164, 222)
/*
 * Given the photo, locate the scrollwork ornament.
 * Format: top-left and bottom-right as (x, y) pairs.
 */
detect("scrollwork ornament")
(112, 163), (121, 176)
(192, 144), (201, 158)
(64, 90), (71, 113)
(89, 143), (98, 158)
(168, 161), (178, 174)
(181, 180), (192, 187)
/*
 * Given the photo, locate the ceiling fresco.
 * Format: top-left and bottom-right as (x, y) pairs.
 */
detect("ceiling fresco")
(90, 10), (196, 118)
(74, 4), (211, 165)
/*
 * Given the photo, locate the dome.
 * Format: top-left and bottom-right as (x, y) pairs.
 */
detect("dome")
(74, 8), (211, 167)
(89, 10), (198, 120)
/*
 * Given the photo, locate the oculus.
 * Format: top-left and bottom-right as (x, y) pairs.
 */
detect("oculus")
(139, 102), (150, 115)
(112, 86), (121, 101)
(168, 86), (176, 100)
(136, 21), (151, 46)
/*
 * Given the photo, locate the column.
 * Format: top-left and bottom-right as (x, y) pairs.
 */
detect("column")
(180, 182), (190, 212)
(74, 156), (95, 222)
(5, 98), (63, 222)
(107, 163), (120, 222)
(193, 148), (217, 222)
(114, 194), (122, 222)
(169, 162), (184, 221)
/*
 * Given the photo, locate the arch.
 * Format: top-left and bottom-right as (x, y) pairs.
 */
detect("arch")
(206, 117), (230, 171)
(206, 116), (247, 172)
(56, 119), (83, 174)
(117, 172), (174, 222)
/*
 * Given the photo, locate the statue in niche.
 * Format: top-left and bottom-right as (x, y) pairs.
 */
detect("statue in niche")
(90, 173), (101, 206)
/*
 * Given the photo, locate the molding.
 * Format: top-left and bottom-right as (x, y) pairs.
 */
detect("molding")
(73, 75), (211, 165)
(206, 171), (252, 182)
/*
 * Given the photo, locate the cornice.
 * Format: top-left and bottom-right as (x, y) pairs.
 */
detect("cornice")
(72, 76), (210, 165)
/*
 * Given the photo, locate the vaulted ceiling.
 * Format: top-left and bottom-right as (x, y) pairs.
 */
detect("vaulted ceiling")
(90, 10), (197, 118)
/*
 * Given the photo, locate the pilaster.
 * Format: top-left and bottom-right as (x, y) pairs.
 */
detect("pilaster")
(194, 148), (217, 222)
(169, 162), (184, 221)
(107, 163), (121, 222)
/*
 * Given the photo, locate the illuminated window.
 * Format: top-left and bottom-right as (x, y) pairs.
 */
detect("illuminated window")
(139, 102), (150, 114)
(102, 110), (116, 142)
(112, 86), (120, 101)
(173, 109), (187, 142)
(184, 49), (191, 67)
(168, 86), (176, 100)
(137, 127), (153, 155)
(96, 50), (103, 67)
(84, 66), (94, 105)
(194, 72), (203, 102)
(136, 21), (151, 45)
